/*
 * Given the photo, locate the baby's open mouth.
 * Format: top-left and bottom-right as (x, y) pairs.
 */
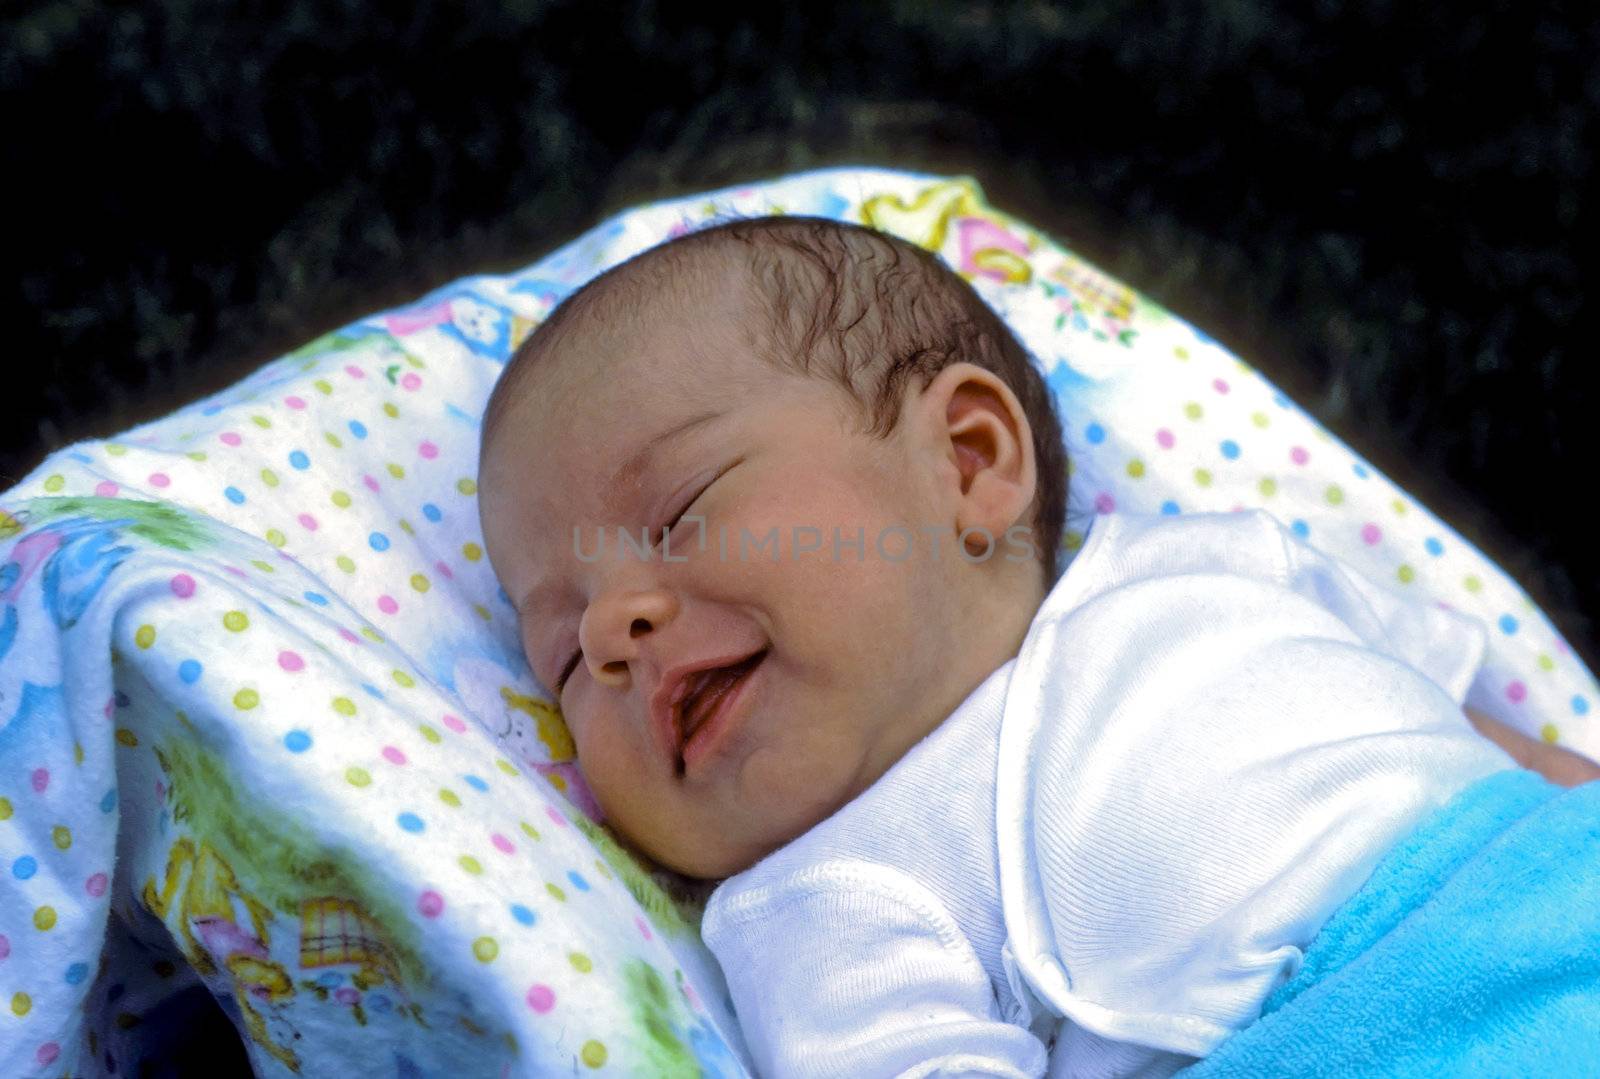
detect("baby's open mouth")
(675, 648), (769, 763)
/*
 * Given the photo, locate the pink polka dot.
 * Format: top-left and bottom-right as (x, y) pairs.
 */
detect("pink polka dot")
(1156, 428), (1175, 449)
(278, 651), (305, 672)
(1094, 492), (1116, 514)
(1212, 378), (1230, 394)
(1361, 523), (1382, 545)
(103, 698), (114, 720)
(31, 769), (48, 793)
(377, 595), (399, 615)
(491, 833), (515, 854)
(36, 1043), (59, 1067)
(544, 805), (569, 828)
(526, 984), (556, 1013)
(435, 560), (454, 580)
(149, 472), (171, 488)
(0, 934), (10, 959)
(1290, 446), (1310, 466)
(223, 565), (248, 579)
(338, 627), (360, 644)
(418, 440), (439, 459)
(1556, 639), (1571, 656)
(335, 986), (360, 1005)
(295, 513), (317, 531)
(442, 714), (467, 733)
(86, 872), (108, 897)
(345, 364), (366, 379)
(401, 373), (423, 391)
(220, 431), (242, 447)
(94, 481), (119, 498)
(634, 915), (653, 942)
(382, 746), (407, 765)
(418, 890), (444, 917)
(170, 573), (196, 598)
(682, 980), (701, 1011)
(285, 395), (308, 410)
(363, 474), (381, 493)
(1507, 681), (1528, 704)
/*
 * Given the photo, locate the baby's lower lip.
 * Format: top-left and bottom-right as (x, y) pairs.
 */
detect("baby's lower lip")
(680, 650), (767, 776)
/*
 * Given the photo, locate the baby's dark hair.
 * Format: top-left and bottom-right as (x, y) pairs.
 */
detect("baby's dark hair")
(483, 214), (1070, 583)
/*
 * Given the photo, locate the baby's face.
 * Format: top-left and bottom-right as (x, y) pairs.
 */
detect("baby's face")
(480, 276), (1037, 878)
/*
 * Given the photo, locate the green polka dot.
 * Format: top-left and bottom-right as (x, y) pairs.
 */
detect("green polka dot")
(568, 952), (592, 973)
(44, 474), (65, 492)
(457, 478), (478, 496)
(135, 624), (156, 649)
(332, 697), (356, 716)
(1251, 411), (1270, 428)
(495, 758), (519, 777)
(472, 936), (498, 962)
(11, 992), (30, 1017)
(1397, 564), (1415, 584)
(439, 788), (461, 807)
(580, 1042), (608, 1068)
(520, 821), (541, 841)
(1258, 477), (1277, 497)
(1391, 498), (1408, 515)
(0, 796), (11, 820)
(115, 728), (138, 747)
(1174, 346), (1190, 361)
(399, 519), (415, 535)
(186, 451), (207, 462)
(361, 627), (384, 643)
(1538, 654), (1555, 671)
(234, 688), (260, 710)
(410, 574), (430, 593)
(392, 669), (415, 688)
(345, 766), (371, 787)
(34, 906), (56, 930)
(383, 402), (400, 418)
(546, 882), (567, 902)
(460, 855), (483, 875)
(1464, 575), (1482, 594)
(261, 468), (280, 488)
(52, 825), (71, 850)
(251, 414), (272, 429)
(105, 442), (127, 456)
(336, 555), (356, 573)
(419, 725), (441, 744)
(324, 432), (343, 449)
(463, 543), (483, 562)
(265, 529), (287, 548)
(473, 604), (491, 622)
(1062, 530), (1083, 550)
(387, 463), (405, 479)
(1126, 459), (1145, 478)
(1324, 484), (1344, 505)
(331, 490), (352, 508)
(1542, 723), (1560, 743)
(1184, 402), (1203, 421)
(314, 378), (333, 395)
(1193, 468), (1212, 487)
(251, 559), (275, 573)
(223, 610), (249, 632)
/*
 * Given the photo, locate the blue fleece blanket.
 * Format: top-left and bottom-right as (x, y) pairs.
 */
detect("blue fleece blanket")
(1184, 769), (1600, 1078)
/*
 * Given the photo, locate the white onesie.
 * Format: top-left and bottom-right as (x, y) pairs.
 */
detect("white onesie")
(700, 509), (1514, 1078)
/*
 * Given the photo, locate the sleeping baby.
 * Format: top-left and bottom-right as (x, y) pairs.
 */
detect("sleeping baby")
(476, 215), (1600, 1077)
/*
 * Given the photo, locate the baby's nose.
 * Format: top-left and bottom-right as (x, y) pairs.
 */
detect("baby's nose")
(579, 587), (678, 686)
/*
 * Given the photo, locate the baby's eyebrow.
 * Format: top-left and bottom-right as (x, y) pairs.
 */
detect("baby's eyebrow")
(603, 408), (726, 514)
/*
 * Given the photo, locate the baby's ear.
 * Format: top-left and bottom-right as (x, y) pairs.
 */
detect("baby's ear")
(921, 363), (1037, 551)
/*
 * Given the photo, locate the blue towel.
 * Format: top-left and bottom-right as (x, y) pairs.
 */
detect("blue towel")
(1184, 769), (1600, 1078)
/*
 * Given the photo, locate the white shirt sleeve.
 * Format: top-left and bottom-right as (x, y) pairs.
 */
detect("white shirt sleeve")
(702, 859), (1050, 1079)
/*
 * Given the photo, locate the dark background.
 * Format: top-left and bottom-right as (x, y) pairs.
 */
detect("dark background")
(6, 2), (1597, 670)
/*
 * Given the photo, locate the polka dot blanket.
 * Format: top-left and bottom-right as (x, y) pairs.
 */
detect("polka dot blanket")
(2, 167), (1594, 1077)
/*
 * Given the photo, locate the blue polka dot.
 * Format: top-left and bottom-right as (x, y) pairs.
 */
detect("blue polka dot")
(1160, 500), (1181, 515)
(13, 856), (38, 880)
(361, 683), (385, 700)
(100, 788), (117, 814)
(1352, 463), (1369, 479)
(1219, 440), (1240, 460)
(510, 904), (536, 926)
(68, 451), (94, 464)
(178, 659), (202, 684)
(201, 405), (223, 417)
(303, 591), (329, 606)
(348, 420), (368, 439)
(566, 869), (590, 892)
(289, 449), (311, 470)
(1085, 423), (1106, 445)
(464, 774), (488, 792)
(316, 972), (342, 989)
(1291, 519), (1310, 539)
(397, 812), (425, 833)
(65, 963), (88, 985)
(422, 503), (443, 523)
(283, 729), (312, 753)
(1573, 696), (1590, 716)
(224, 486), (245, 505)
(1272, 393), (1291, 409)
(1498, 615), (1519, 635)
(369, 532), (391, 552)
(114, 690), (130, 708)
(1424, 537), (1444, 557)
